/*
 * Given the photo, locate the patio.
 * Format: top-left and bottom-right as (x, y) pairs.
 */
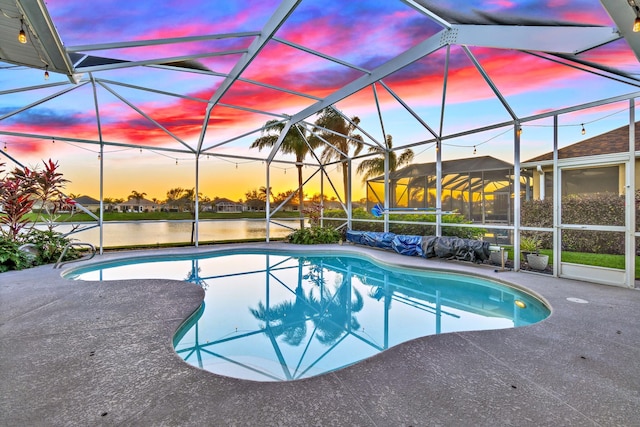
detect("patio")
(1, 243), (639, 426)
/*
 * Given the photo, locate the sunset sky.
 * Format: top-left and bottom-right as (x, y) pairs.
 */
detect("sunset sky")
(1, 0), (638, 202)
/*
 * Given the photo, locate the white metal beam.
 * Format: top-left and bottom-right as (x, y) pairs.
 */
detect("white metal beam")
(600, 0), (640, 61)
(74, 49), (246, 73)
(288, 29), (448, 124)
(66, 31), (260, 53)
(197, 0), (302, 153)
(450, 24), (620, 54)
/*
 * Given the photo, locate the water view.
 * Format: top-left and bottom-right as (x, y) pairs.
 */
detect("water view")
(52, 219), (304, 247)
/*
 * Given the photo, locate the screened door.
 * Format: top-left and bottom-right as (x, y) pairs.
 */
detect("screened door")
(557, 162), (629, 286)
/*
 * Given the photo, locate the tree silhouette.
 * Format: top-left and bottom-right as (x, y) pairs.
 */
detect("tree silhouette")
(165, 187), (184, 211)
(356, 134), (414, 183)
(129, 190), (146, 205)
(307, 272), (364, 345)
(313, 107), (363, 202)
(258, 185), (273, 203)
(249, 259), (315, 346)
(251, 120), (319, 228)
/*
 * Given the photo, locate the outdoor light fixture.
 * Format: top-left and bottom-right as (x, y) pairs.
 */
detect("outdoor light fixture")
(517, 126), (523, 136)
(630, 0), (640, 32)
(514, 300), (527, 309)
(44, 65), (49, 80)
(581, 124), (586, 135)
(18, 19), (27, 44)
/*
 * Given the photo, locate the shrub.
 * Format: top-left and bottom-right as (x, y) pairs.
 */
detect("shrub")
(0, 238), (32, 273)
(21, 229), (80, 265)
(0, 159), (80, 270)
(288, 226), (342, 244)
(521, 192), (628, 254)
(322, 208), (486, 239)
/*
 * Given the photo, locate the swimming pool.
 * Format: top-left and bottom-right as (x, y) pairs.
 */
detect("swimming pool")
(66, 249), (550, 382)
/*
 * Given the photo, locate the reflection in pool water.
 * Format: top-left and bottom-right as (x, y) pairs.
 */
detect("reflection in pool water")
(67, 251), (549, 382)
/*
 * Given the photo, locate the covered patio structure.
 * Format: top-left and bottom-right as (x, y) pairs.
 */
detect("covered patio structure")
(366, 155), (528, 226)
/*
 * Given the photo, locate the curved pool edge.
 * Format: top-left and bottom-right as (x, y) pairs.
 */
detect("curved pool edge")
(61, 242), (553, 316)
(63, 242), (553, 383)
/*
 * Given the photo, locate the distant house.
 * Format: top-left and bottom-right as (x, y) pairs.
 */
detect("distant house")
(245, 199), (266, 212)
(213, 198), (244, 213)
(118, 197), (161, 213)
(280, 200), (300, 212)
(72, 195), (100, 213)
(523, 122), (639, 200)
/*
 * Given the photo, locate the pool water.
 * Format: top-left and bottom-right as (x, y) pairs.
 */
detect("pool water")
(66, 250), (550, 382)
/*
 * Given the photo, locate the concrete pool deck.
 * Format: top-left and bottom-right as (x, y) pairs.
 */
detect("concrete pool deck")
(1, 242), (639, 426)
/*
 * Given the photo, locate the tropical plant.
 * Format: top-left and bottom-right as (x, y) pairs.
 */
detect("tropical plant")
(288, 226), (341, 244)
(0, 168), (36, 240)
(0, 238), (32, 272)
(0, 160), (81, 271)
(520, 236), (540, 253)
(0, 159), (73, 239)
(21, 229), (80, 265)
(356, 135), (414, 183)
(28, 159), (71, 228)
(251, 120), (319, 229)
(313, 107), (364, 202)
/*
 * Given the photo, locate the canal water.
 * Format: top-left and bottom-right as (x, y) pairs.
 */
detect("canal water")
(52, 219), (304, 247)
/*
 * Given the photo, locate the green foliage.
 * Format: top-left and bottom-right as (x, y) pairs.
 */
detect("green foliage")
(521, 192), (628, 254)
(0, 160), (81, 271)
(21, 229), (80, 265)
(520, 236), (540, 253)
(322, 208), (486, 239)
(288, 226), (342, 244)
(0, 238), (32, 273)
(520, 198), (553, 228)
(0, 168), (36, 240)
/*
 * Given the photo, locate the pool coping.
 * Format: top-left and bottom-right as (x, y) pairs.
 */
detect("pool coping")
(2, 242), (640, 426)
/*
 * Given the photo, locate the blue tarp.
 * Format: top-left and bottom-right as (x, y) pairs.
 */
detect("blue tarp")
(346, 230), (490, 263)
(391, 234), (423, 257)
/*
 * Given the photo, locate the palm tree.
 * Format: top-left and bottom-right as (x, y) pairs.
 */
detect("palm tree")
(251, 120), (319, 228)
(165, 187), (184, 211)
(313, 107), (363, 202)
(129, 190), (146, 204)
(258, 185), (272, 203)
(129, 190), (147, 212)
(356, 134), (414, 184)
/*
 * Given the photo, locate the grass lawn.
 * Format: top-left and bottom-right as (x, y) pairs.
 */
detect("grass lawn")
(507, 247), (638, 279)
